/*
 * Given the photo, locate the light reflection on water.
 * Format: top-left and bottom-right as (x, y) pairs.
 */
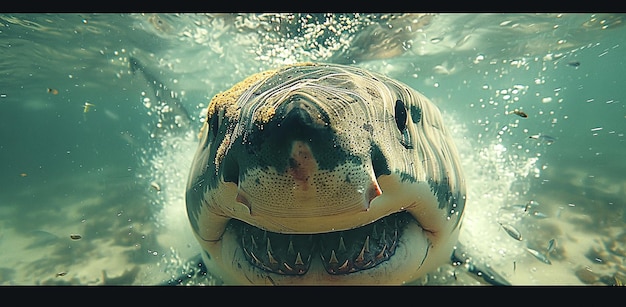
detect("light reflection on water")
(0, 13), (624, 285)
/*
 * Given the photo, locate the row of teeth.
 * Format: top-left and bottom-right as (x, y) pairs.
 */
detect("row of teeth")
(319, 227), (399, 274)
(239, 213), (409, 275)
(241, 233), (314, 275)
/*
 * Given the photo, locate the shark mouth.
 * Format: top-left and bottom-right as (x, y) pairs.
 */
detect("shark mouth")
(236, 211), (413, 275)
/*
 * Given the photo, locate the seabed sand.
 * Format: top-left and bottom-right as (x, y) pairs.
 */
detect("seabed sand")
(446, 164), (625, 286)
(0, 167), (200, 285)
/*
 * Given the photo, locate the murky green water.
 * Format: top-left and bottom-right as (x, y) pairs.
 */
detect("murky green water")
(0, 13), (624, 285)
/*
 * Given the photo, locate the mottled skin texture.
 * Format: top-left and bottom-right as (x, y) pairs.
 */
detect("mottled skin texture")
(185, 62), (465, 285)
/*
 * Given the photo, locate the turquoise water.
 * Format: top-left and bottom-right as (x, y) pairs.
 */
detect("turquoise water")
(0, 13), (624, 285)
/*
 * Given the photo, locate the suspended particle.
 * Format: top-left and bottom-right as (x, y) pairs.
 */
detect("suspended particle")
(499, 222), (522, 241)
(512, 109), (528, 118)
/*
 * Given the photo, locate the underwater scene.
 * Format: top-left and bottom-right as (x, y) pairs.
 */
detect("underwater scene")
(0, 13), (625, 285)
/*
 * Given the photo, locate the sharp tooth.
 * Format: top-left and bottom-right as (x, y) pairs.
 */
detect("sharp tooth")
(381, 228), (386, 240)
(267, 252), (278, 264)
(338, 259), (349, 271)
(355, 236), (370, 263)
(376, 244), (388, 260)
(250, 251), (261, 264)
(390, 229), (399, 250)
(295, 252), (304, 265)
(283, 262), (294, 272)
(287, 238), (295, 255)
(250, 235), (257, 249)
(329, 250), (339, 264)
(267, 238), (278, 264)
(338, 236), (346, 252)
(356, 246), (365, 263)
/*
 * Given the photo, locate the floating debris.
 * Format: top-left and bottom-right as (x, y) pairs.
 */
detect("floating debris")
(55, 272), (67, 277)
(499, 222), (522, 241)
(47, 88), (59, 95)
(83, 102), (95, 113)
(541, 97), (553, 103)
(568, 61), (581, 67)
(503, 204), (526, 213)
(547, 238), (557, 254)
(529, 134), (556, 145)
(430, 37), (443, 44)
(150, 181), (161, 192)
(527, 247), (552, 265)
(585, 246), (607, 264)
(511, 109), (528, 118)
(543, 53), (564, 61)
(524, 200), (540, 212)
(529, 210), (549, 219)
(69, 234), (82, 240)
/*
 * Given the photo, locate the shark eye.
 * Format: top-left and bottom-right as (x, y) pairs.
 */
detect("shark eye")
(394, 99), (413, 149)
(394, 99), (407, 132)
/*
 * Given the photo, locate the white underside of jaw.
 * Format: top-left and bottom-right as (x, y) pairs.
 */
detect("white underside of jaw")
(200, 220), (447, 285)
(194, 175), (460, 285)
